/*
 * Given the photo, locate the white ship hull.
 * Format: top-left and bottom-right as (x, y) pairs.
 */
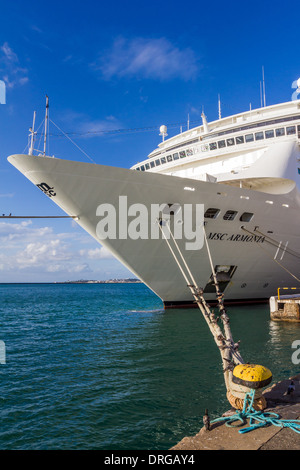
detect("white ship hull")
(8, 150), (300, 308)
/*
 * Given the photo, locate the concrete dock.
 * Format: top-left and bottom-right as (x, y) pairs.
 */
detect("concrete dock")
(171, 374), (300, 450)
(270, 292), (300, 322)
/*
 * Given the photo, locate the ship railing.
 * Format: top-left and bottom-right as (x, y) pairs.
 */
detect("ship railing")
(277, 286), (300, 300)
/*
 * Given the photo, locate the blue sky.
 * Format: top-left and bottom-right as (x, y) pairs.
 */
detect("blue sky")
(0, 0), (299, 282)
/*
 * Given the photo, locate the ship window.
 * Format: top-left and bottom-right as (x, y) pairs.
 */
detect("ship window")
(240, 212), (254, 222)
(150, 161), (155, 168)
(167, 155), (173, 162)
(145, 163), (150, 170)
(255, 131), (264, 140)
(245, 134), (254, 142)
(173, 152), (179, 160)
(236, 135), (244, 144)
(276, 128), (285, 137)
(161, 157), (166, 164)
(136, 167), (140, 171)
(226, 138), (235, 146)
(179, 151), (186, 158)
(265, 129), (274, 139)
(155, 159), (161, 166)
(209, 142), (217, 150)
(204, 208), (220, 219)
(200, 114), (300, 141)
(218, 140), (226, 148)
(286, 125), (296, 135)
(201, 144), (209, 152)
(141, 165), (145, 171)
(223, 210), (237, 221)
(186, 148), (193, 156)
(297, 125), (300, 138)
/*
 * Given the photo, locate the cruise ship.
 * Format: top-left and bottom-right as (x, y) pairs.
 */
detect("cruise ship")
(8, 99), (300, 308)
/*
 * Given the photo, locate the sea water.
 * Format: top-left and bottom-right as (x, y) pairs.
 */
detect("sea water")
(0, 283), (299, 450)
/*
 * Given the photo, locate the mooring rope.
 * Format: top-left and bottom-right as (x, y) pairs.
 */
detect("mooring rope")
(241, 227), (300, 283)
(157, 219), (245, 395)
(211, 389), (300, 434)
(253, 228), (300, 260)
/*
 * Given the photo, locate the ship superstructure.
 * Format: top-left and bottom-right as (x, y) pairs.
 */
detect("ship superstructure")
(132, 100), (300, 194)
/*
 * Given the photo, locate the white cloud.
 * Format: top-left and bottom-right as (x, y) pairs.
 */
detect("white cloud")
(16, 239), (73, 268)
(80, 246), (114, 260)
(72, 263), (90, 273)
(30, 25), (43, 34)
(46, 262), (90, 273)
(1, 42), (18, 62)
(0, 220), (52, 245)
(0, 221), (117, 279)
(0, 42), (29, 88)
(93, 37), (198, 81)
(59, 110), (123, 138)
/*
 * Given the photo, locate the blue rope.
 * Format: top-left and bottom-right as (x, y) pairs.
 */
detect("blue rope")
(211, 389), (300, 434)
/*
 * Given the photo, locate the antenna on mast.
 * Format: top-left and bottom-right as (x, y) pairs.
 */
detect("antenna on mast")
(28, 111), (36, 156)
(262, 66), (266, 107)
(43, 95), (49, 156)
(187, 113), (190, 130)
(260, 81), (263, 108)
(218, 94), (222, 119)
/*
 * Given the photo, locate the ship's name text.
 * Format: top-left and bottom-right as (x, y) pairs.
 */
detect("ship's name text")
(207, 232), (265, 243)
